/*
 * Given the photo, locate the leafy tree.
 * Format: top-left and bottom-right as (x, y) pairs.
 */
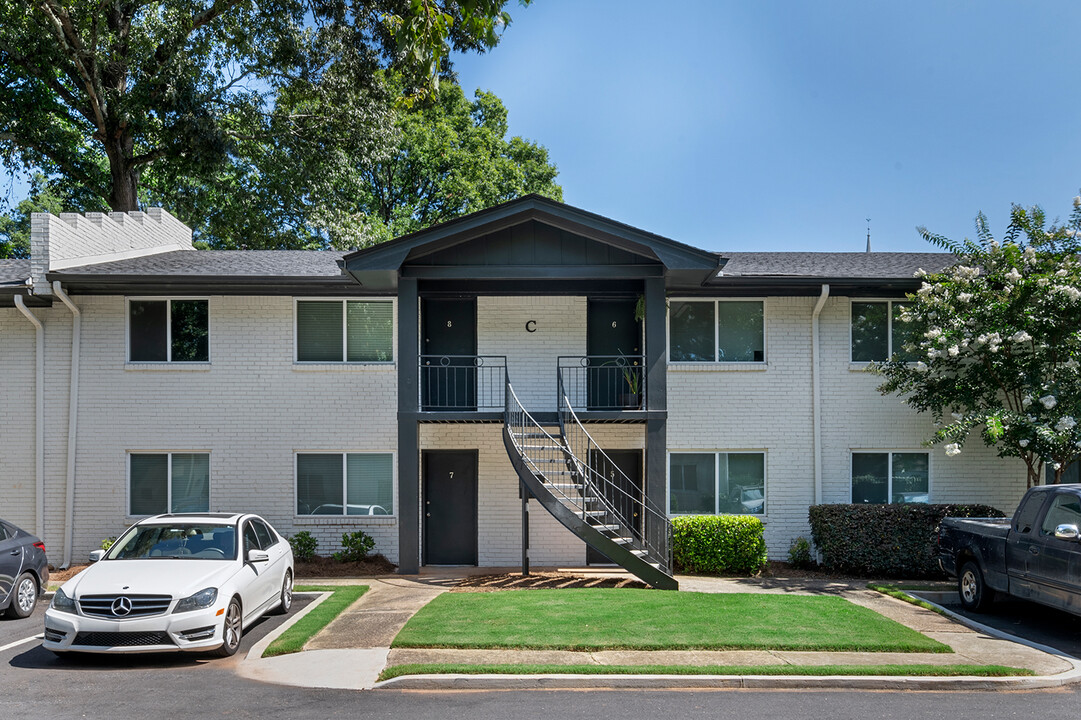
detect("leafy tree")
(0, 0), (525, 214)
(321, 81), (562, 247)
(874, 195), (1081, 487)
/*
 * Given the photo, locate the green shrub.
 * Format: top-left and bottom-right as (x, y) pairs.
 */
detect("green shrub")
(808, 503), (1005, 578)
(671, 515), (767, 574)
(333, 530), (376, 563)
(289, 531), (319, 562)
(787, 536), (814, 569)
(101, 537), (116, 551)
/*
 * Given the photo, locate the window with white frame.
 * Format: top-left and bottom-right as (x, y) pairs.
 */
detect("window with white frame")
(669, 300), (764, 363)
(850, 301), (917, 363)
(296, 299), (393, 362)
(668, 452), (765, 515)
(128, 299), (209, 362)
(296, 453), (394, 515)
(851, 451), (929, 504)
(129, 452), (210, 515)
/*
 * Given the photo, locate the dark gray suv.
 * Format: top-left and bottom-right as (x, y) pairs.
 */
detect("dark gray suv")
(0, 520), (49, 619)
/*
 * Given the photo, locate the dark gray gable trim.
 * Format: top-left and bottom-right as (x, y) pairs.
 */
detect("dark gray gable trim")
(342, 194), (722, 274)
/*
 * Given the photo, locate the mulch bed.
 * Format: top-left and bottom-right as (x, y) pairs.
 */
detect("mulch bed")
(294, 554), (396, 578)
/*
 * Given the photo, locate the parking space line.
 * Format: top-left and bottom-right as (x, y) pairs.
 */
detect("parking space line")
(0, 634), (43, 653)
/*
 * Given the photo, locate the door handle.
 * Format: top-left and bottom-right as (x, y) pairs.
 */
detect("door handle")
(9, 549), (19, 555)
(426, 513), (431, 517)
(1029, 546), (1040, 555)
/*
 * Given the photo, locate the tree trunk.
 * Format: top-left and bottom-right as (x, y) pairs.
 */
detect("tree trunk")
(104, 134), (140, 212)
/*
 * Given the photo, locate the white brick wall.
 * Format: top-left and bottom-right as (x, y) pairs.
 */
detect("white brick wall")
(1, 291), (1029, 569)
(668, 295), (1026, 558)
(31, 209), (192, 289)
(2, 296), (400, 563)
(477, 296), (586, 412)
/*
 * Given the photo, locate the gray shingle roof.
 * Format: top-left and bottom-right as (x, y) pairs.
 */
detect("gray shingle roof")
(0, 259), (30, 287)
(56, 250), (347, 278)
(715, 252), (956, 279)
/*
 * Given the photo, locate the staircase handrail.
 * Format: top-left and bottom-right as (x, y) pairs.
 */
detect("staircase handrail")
(556, 368), (672, 573)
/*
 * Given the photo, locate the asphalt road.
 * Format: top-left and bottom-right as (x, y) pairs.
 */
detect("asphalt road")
(1, 593), (1080, 720)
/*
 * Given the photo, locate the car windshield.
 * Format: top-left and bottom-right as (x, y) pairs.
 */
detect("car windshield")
(106, 523), (237, 560)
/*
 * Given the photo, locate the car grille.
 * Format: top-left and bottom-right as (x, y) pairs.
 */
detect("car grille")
(78, 594), (173, 618)
(73, 631), (174, 648)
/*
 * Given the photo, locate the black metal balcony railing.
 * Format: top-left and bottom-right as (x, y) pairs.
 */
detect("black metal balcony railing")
(557, 355), (645, 411)
(419, 355), (506, 411)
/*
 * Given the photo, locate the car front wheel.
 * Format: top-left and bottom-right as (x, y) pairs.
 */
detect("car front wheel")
(6, 573), (38, 619)
(958, 560), (994, 612)
(212, 597), (243, 657)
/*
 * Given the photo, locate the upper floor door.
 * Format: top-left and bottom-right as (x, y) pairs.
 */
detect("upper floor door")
(421, 298), (477, 411)
(586, 298), (642, 410)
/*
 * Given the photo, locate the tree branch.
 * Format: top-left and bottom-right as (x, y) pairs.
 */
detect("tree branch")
(36, 1), (107, 137)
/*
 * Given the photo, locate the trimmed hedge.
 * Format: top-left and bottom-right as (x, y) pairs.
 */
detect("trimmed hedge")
(671, 515), (768, 574)
(808, 503), (1006, 578)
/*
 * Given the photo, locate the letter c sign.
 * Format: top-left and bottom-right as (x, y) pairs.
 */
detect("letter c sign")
(525, 320), (537, 333)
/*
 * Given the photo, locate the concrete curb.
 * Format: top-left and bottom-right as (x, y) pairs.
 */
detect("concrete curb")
(244, 590), (333, 661)
(374, 671), (1079, 691)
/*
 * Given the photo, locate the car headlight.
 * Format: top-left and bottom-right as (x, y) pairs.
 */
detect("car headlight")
(51, 587), (76, 613)
(173, 587), (218, 614)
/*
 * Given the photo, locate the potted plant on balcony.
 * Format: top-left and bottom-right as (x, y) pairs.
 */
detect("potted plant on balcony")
(620, 358), (642, 409)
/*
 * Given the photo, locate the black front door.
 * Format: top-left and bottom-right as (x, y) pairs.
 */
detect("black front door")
(422, 298), (477, 410)
(423, 451), (478, 565)
(586, 298), (641, 409)
(586, 450), (643, 564)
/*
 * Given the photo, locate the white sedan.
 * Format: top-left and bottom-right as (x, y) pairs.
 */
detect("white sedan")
(43, 513), (293, 656)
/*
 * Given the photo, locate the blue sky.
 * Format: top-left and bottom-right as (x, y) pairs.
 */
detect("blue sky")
(451, 1), (1081, 253)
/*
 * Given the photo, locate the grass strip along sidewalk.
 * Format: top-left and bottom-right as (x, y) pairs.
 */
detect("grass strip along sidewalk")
(263, 585), (368, 658)
(379, 663), (1033, 681)
(392, 589), (950, 653)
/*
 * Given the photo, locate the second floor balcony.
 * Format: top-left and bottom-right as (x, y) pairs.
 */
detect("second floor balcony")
(417, 354), (648, 419)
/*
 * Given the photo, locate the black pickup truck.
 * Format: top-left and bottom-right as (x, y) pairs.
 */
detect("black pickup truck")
(938, 484), (1081, 615)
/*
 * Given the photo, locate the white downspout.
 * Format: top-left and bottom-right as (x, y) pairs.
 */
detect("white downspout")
(53, 281), (80, 569)
(811, 284), (830, 505)
(14, 295), (45, 538)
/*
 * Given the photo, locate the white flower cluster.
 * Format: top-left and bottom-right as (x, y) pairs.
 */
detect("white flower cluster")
(1005, 268), (1023, 283)
(1056, 285), (1081, 301)
(1010, 331), (1032, 343)
(1040, 395), (1058, 410)
(1056, 416), (1077, 433)
(944, 443), (961, 456)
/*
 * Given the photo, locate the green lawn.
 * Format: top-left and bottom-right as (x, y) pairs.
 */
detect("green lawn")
(379, 663), (1031, 681)
(262, 585), (368, 658)
(391, 589), (950, 653)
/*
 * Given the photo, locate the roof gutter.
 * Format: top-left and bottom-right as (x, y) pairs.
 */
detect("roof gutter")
(811, 284), (830, 506)
(13, 294), (45, 537)
(52, 281), (81, 569)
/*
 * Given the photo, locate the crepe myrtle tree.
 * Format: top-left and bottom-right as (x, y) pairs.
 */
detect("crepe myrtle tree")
(874, 195), (1081, 488)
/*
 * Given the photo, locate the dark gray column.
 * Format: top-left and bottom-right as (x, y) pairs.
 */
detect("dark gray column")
(397, 277), (420, 574)
(643, 277), (668, 559)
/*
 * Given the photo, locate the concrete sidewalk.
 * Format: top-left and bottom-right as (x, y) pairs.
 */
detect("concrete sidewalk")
(236, 568), (1081, 691)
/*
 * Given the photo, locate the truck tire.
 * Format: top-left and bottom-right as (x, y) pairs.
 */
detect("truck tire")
(958, 560), (995, 612)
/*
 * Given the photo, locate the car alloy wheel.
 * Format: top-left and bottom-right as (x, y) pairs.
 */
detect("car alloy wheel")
(213, 598), (243, 657)
(272, 571), (293, 615)
(8, 573), (38, 618)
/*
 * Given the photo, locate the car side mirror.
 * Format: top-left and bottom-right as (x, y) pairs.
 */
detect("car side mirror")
(248, 549), (269, 563)
(1054, 524), (1080, 541)
(88, 549), (105, 563)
